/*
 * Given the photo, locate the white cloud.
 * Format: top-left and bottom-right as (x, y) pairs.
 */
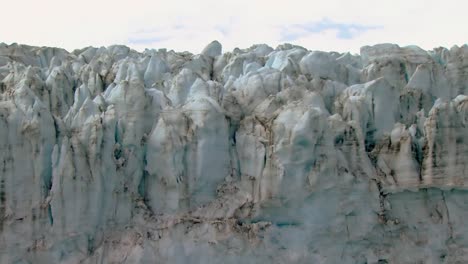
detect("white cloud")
(1, 0), (467, 54)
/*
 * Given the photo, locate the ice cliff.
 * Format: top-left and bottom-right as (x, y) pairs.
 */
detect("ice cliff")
(0, 41), (467, 263)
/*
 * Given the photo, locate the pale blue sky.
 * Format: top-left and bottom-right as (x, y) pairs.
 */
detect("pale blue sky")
(280, 18), (382, 41)
(2, 0), (467, 54)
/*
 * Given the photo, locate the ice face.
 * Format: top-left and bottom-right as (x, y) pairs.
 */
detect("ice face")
(0, 41), (468, 263)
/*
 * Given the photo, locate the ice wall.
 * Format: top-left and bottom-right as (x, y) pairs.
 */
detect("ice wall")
(0, 41), (467, 263)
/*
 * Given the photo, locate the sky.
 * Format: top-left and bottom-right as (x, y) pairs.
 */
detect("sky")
(2, 0), (467, 54)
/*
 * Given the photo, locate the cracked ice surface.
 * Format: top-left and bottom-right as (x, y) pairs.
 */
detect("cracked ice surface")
(0, 41), (468, 263)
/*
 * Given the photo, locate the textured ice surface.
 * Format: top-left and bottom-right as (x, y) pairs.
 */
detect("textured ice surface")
(0, 41), (468, 263)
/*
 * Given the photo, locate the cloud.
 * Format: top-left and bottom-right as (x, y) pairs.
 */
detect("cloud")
(281, 18), (382, 41)
(214, 17), (238, 37)
(128, 36), (170, 45)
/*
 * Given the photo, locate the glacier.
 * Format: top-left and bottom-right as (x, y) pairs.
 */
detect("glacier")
(0, 41), (467, 263)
